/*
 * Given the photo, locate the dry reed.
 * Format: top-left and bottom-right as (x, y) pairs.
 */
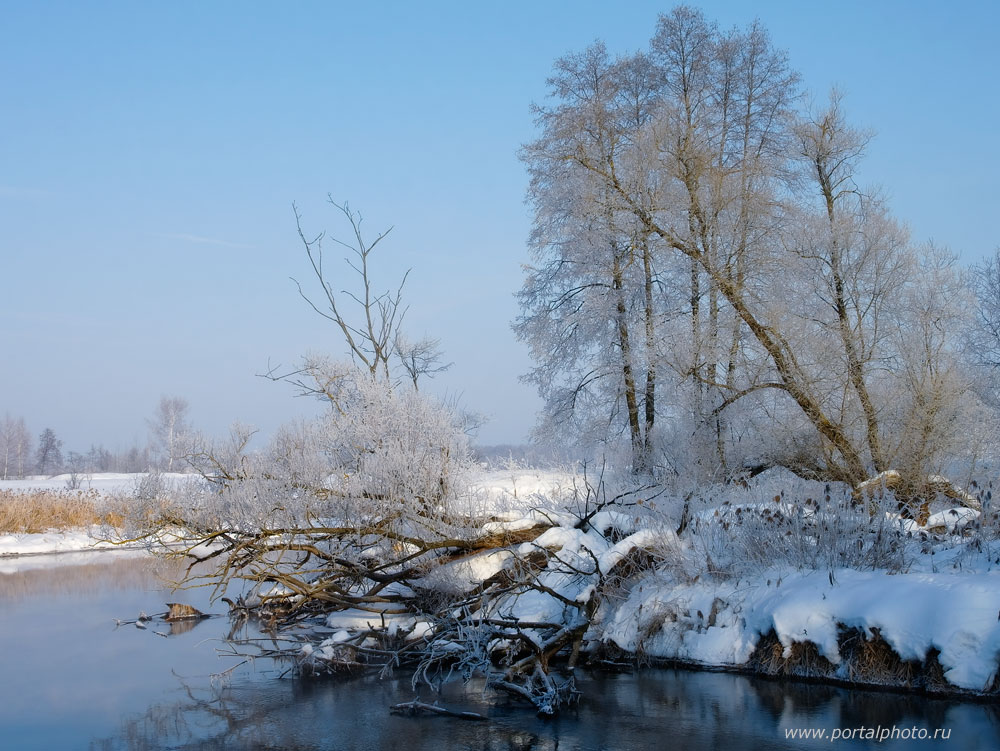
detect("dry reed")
(0, 489), (123, 534)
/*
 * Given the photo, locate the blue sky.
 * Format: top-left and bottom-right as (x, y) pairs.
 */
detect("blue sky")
(1, 0), (998, 454)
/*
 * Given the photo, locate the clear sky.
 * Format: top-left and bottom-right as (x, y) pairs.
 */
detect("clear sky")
(1, 0), (998, 455)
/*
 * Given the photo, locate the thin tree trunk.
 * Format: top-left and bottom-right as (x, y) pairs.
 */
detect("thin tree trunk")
(613, 252), (644, 468)
(641, 233), (656, 464)
(818, 159), (885, 474)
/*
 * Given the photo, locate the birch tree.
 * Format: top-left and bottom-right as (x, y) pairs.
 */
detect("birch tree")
(148, 396), (190, 472)
(518, 10), (798, 476)
(519, 6), (982, 494)
(516, 44), (668, 471)
(0, 414), (31, 480)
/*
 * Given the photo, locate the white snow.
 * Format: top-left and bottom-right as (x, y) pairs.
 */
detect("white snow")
(467, 468), (580, 503)
(602, 567), (1000, 692)
(597, 528), (674, 571)
(0, 527), (128, 558)
(0, 472), (193, 495)
(459, 469), (1000, 695)
(421, 549), (513, 594)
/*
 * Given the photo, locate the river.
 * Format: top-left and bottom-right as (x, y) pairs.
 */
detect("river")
(1, 554), (997, 750)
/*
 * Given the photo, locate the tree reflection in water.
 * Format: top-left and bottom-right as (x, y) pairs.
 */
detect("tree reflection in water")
(90, 668), (1000, 751)
(3, 557), (995, 750)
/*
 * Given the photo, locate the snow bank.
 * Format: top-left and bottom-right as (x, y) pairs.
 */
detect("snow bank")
(453, 474), (1000, 696)
(0, 528), (124, 557)
(603, 568), (1000, 692)
(420, 549), (513, 594)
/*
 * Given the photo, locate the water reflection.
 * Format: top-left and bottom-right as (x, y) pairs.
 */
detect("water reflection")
(1, 556), (999, 751)
(90, 668), (1000, 751)
(0, 552), (166, 601)
(0, 555), (243, 751)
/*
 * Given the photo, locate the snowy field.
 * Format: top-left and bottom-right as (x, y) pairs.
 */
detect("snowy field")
(0, 472), (187, 496)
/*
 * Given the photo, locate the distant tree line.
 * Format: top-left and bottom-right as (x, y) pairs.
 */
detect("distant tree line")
(0, 396), (192, 479)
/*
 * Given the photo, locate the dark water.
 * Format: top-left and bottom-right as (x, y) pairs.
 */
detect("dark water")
(1, 555), (998, 750)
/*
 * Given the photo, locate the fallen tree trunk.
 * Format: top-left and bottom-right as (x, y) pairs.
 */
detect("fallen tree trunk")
(853, 470), (981, 524)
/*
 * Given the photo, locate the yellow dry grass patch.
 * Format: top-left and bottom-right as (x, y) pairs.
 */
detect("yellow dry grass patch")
(0, 489), (124, 534)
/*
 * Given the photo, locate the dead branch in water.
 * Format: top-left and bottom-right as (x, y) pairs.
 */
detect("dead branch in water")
(389, 701), (486, 721)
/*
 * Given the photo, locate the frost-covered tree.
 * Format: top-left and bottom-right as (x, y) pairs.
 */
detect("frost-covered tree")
(969, 247), (1000, 372)
(0, 414), (31, 480)
(190, 362), (473, 515)
(120, 197), (482, 650)
(85, 444), (114, 473)
(395, 333), (452, 391)
(519, 6), (984, 494)
(519, 10), (799, 476)
(148, 395), (190, 472)
(516, 44), (666, 471)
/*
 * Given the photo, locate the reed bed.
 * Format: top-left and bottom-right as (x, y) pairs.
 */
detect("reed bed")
(0, 489), (123, 533)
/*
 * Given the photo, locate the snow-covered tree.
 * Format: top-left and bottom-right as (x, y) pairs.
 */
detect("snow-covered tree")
(148, 395), (190, 472)
(518, 10), (799, 477)
(969, 247), (1000, 373)
(518, 6), (984, 494)
(124, 200), (478, 616)
(395, 333), (452, 391)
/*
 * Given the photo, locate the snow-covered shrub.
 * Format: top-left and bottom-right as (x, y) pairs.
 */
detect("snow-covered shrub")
(114, 362), (480, 615)
(168, 365), (476, 520)
(316, 370), (473, 513)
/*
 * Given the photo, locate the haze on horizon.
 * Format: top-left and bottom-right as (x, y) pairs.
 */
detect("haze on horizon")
(2, 0), (997, 456)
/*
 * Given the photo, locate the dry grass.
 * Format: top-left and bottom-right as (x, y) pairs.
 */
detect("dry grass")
(838, 627), (952, 692)
(748, 626), (967, 694)
(0, 489), (124, 533)
(748, 629), (836, 678)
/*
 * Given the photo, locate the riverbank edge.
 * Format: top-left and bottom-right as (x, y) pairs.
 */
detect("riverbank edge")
(629, 651), (1000, 704)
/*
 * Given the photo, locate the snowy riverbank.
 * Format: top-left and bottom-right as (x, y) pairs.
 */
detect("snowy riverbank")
(0, 528), (128, 558)
(0, 468), (567, 562)
(602, 566), (1000, 693)
(0, 472), (191, 562)
(4, 468), (999, 696)
(321, 468), (1000, 698)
